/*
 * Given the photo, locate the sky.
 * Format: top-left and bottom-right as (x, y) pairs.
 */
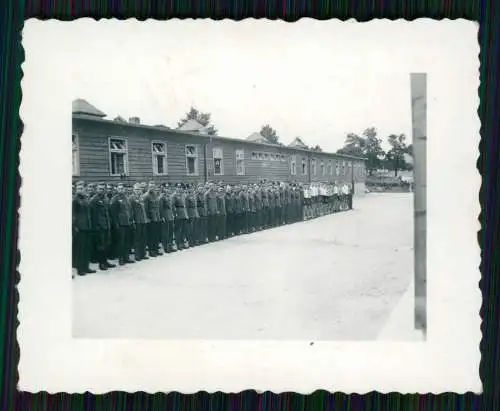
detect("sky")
(38, 19), (455, 152)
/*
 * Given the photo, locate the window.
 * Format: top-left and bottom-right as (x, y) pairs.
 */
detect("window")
(263, 153), (269, 160)
(235, 149), (245, 175)
(270, 153), (275, 161)
(186, 145), (199, 175)
(72, 133), (79, 176)
(258, 152), (264, 160)
(252, 152), (258, 160)
(342, 160), (346, 175)
(213, 147), (224, 176)
(302, 158), (307, 175)
(282, 154), (286, 162)
(321, 161), (325, 176)
(290, 155), (297, 175)
(152, 141), (167, 175)
(335, 161), (340, 176)
(109, 137), (128, 176)
(328, 160), (333, 175)
(312, 159), (317, 175)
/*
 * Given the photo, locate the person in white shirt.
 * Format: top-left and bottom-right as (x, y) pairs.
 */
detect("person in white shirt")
(303, 184), (311, 220)
(333, 181), (340, 212)
(341, 183), (349, 210)
(319, 183), (326, 216)
(313, 183), (320, 218)
(327, 183), (334, 214)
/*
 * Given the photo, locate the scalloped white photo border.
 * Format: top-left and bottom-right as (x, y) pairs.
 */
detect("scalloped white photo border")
(18, 18), (481, 393)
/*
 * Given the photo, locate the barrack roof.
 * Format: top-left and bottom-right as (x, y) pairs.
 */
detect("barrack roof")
(72, 98), (106, 118)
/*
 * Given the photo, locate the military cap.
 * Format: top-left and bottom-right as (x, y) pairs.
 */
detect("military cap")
(75, 180), (86, 186)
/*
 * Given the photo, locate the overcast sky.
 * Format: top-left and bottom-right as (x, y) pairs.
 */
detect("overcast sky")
(35, 19), (469, 152)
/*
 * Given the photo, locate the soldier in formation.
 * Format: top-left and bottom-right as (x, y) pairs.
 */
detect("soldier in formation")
(72, 179), (353, 277)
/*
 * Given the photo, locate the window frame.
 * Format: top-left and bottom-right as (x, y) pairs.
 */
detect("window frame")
(302, 157), (307, 175)
(108, 136), (129, 176)
(235, 149), (245, 176)
(72, 132), (80, 177)
(320, 160), (325, 176)
(185, 144), (199, 176)
(312, 159), (317, 176)
(290, 155), (297, 176)
(213, 147), (224, 176)
(151, 140), (168, 176)
(328, 160), (333, 175)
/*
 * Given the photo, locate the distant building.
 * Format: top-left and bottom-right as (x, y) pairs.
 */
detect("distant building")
(404, 153), (414, 165)
(72, 99), (367, 186)
(288, 137), (309, 149)
(246, 132), (272, 144)
(177, 119), (210, 134)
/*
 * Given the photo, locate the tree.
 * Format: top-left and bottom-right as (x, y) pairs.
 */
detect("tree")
(406, 143), (413, 157)
(178, 106), (218, 135)
(336, 127), (385, 175)
(336, 133), (365, 157)
(310, 145), (323, 152)
(386, 133), (409, 176)
(362, 127), (385, 175)
(260, 124), (280, 144)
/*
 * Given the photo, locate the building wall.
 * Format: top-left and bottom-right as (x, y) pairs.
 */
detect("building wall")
(73, 116), (367, 185)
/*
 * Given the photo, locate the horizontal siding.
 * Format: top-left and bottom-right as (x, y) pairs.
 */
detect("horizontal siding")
(73, 117), (367, 185)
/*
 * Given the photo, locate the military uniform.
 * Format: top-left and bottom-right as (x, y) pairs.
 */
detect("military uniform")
(207, 190), (218, 241)
(275, 188), (282, 226)
(174, 190), (189, 249)
(197, 189), (208, 243)
(234, 190), (244, 235)
(130, 192), (148, 260)
(72, 192), (93, 275)
(162, 191), (176, 252)
(267, 188), (274, 227)
(89, 192), (114, 269)
(186, 191), (199, 246)
(225, 190), (235, 237)
(248, 190), (256, 232)
(110, 192), (135, 265)
(262, 189), (269, 228)
(254, 187), (263, 231)
(279, 187), (286, 225)
(216, 192), (227, 240)
(143, 190), (162, 256)
(285, 186), (293, 224)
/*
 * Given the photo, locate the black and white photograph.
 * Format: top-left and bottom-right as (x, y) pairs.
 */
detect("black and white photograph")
(69, 23), (423, 341)
(19, 19), (480, 393)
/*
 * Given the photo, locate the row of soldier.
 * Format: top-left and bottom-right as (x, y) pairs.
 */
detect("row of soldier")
(72, 180), (353, 276)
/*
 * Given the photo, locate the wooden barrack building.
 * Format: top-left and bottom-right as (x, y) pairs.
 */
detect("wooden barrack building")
(72, 99), (367, 190)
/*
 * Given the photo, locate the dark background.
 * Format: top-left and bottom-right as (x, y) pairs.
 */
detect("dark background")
(0, 0), (497, 410)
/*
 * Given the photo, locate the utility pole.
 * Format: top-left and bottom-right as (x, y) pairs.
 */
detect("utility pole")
(410, 73), (427, 334)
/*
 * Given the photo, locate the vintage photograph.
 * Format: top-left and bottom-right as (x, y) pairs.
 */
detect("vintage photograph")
(70, 22), (423, 340)
(19, 19), (480, 393)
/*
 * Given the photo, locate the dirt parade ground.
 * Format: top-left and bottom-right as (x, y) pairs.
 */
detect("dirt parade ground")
(73, 193), (414, 340)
